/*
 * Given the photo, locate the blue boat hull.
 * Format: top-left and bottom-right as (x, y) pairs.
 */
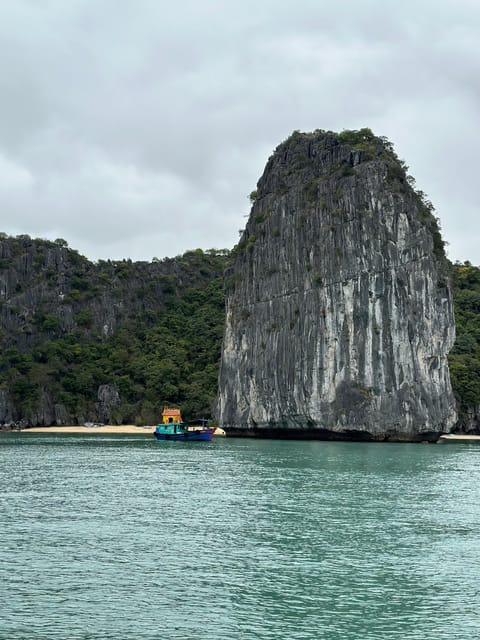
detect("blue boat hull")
(154, 430), (214, 441)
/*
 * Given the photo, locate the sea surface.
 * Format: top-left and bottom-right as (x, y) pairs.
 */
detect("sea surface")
(1, 433), (479, 640)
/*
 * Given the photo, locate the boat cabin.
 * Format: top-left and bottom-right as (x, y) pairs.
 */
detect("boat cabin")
(162, 406), (182, 424)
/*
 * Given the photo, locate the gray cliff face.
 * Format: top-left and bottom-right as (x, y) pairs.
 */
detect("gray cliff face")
(96, 384), (121, 424)
(0, 238), (195, 346)
(464, 406), (480, 433)
(215, 131), (457, 440)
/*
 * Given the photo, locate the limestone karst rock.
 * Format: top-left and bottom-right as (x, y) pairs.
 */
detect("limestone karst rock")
(215, 129), (457, 441)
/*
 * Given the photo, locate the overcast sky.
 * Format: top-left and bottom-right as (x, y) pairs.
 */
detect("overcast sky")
(0, 0), (478, 264)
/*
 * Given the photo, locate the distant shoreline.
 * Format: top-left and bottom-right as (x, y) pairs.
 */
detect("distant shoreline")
(11, 427), (479, 441)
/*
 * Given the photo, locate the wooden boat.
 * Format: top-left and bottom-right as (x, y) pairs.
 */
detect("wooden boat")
(153, 422), (215, 441)
(153, 406), (216, 442)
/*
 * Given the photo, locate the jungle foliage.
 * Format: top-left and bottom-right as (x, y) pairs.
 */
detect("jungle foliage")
(448, 262), (480, 419)
(0, 239), (230, 424)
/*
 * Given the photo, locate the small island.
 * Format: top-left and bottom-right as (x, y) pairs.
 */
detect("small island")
(0, 129), (478, 440)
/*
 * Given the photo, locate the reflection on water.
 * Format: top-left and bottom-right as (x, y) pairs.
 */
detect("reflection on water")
(1, 434), (479, 639)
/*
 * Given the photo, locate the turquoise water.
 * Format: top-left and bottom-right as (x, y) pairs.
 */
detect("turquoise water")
(1, 434), (479, 640)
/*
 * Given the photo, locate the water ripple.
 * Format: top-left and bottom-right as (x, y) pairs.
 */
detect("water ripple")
(1, 435), (479, 639)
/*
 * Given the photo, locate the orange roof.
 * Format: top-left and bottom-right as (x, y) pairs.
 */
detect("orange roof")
(162, 406), (181, 417)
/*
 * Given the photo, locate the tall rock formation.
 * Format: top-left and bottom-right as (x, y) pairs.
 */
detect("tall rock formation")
(215, 129), (457, 441)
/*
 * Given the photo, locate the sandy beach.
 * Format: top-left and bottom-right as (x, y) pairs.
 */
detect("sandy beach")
(23, 425), (155, 434)
(439, 433), (480, 441)
(22, 424), (227, 436)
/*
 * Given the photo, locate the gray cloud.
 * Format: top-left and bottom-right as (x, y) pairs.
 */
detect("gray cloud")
(0, 0), (478, 262)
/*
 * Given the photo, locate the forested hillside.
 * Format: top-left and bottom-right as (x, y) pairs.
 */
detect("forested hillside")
(0, 235), (228, 425)
(448, 262), (480, 430)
